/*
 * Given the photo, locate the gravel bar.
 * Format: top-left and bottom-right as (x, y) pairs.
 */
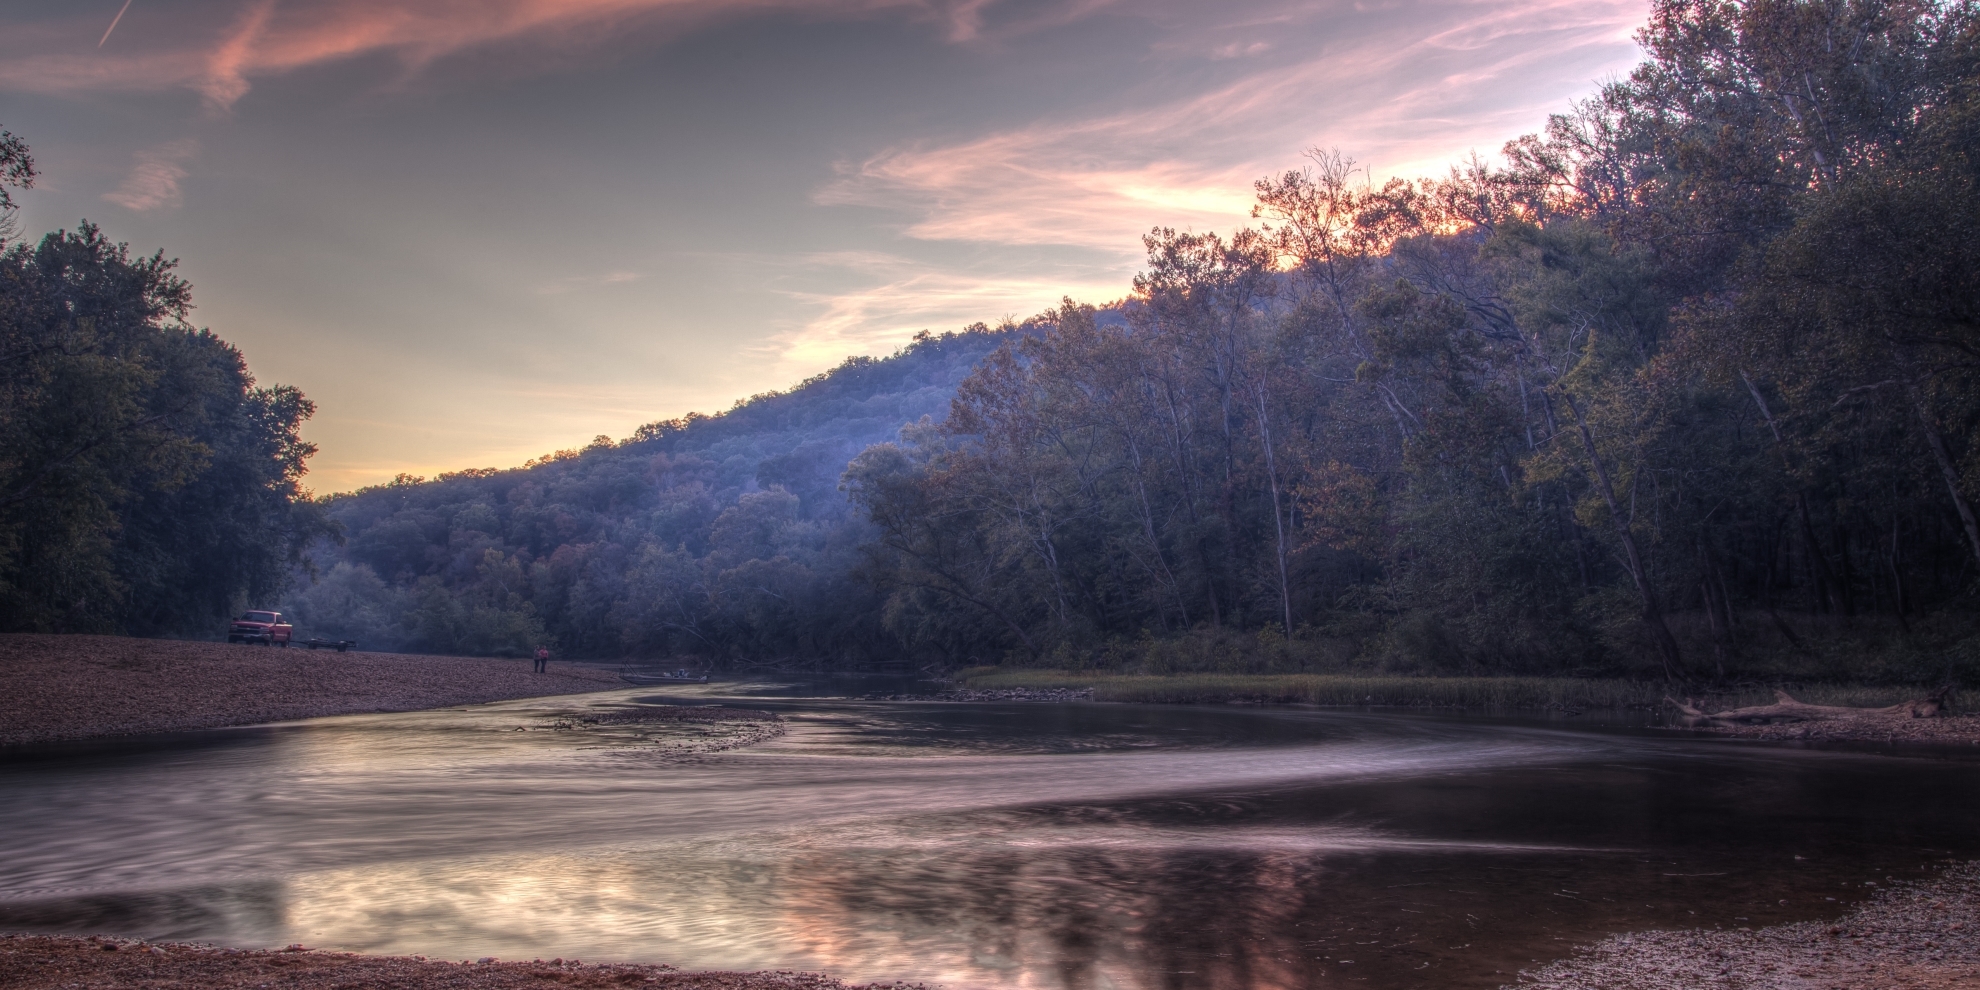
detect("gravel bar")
(1683, 711), (1980, 748)
(1513, 861), (1980, 989)
(0, 936), (928, 990)
(0, 634), (625, 746)
(861, 687), (1096, 702)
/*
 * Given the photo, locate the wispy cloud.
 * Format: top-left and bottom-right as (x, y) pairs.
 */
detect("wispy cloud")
(764, 250), (1122, 378)
(200, 0), (274, 108)
(103, 139), (200, 211)
(821, 0), (1645, 258)
(1212, 41), (1272, 59)
(536, 269), (648, 295)
(0, 0), (1130, 108)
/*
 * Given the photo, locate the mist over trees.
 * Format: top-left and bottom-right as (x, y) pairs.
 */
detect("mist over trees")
(288, 328), (1017, 661)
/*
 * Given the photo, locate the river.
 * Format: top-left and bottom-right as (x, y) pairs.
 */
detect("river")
(3, 686), (1979, 989)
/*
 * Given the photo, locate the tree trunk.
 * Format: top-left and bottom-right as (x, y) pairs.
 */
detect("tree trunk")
(1906, 379), (1980, 571)
(1795, 493), (1846, 615)
(1667, 687), (1952, 724)
(1255, 384), (1294, 637)
(1561, 392), (1685, 680)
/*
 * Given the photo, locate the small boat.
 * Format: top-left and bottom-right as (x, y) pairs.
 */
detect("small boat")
(619, 668), (711, 685)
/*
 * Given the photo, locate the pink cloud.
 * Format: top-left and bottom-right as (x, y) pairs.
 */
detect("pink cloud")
(768, 250), (1125, 376)
(103, 139), (201, 211)
(200, 1), (274, 108)
(0, 0), (1130, 108)
(818, 0), (1646, 258)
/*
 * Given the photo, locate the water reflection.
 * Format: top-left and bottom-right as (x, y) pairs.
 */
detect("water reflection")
(3, 694), (1979, 989)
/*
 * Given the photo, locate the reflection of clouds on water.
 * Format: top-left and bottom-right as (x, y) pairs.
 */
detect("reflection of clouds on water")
(251, 808), (1607, 987)
(7, 699), (1980, 988)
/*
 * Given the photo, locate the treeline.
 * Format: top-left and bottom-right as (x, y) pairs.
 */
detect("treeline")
(0, 132), (329, 635)
(847, 0), (1980, 681)
(7, 0), (1976, 684)
(288, 327), (1016, 660)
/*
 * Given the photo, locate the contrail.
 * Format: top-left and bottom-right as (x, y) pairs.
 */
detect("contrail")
(98, 0), (134, 47)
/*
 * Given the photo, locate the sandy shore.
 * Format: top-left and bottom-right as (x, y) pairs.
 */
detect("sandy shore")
(0, 634), (624, 746)
(1514, 862), (1980, 989)
(0, 936), (925, 990)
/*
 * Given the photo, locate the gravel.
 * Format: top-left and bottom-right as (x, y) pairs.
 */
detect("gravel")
(860, 687), (1096, 702)
(1683, 711), (1980, 748)
(1513, 861), (1980, 989)
(0, 936), (929, 990)
(541, 705), (789, 755)
(0, 634), (625, 746)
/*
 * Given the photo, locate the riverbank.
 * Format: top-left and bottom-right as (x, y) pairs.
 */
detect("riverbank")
(951, 670), (1980, 747)
(1514, 861), (1980, 989)
(957, 669), (1934, 710)
(0, 634), (622, 746)
(1687, 710), (1980, 747)
(0, 936), (924, 989)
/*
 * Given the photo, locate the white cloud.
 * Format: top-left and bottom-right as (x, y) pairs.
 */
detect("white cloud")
(535, 269), (648, 295)
(102, 139), (200, 212)
(819, 0), (1645, 259)
(762, 250), (1122, 381)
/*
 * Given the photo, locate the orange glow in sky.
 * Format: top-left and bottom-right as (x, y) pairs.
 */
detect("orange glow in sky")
(2, 0), (1647, 490)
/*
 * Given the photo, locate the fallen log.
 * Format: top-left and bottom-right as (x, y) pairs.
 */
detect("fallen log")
(1666, 686), (1953, 724)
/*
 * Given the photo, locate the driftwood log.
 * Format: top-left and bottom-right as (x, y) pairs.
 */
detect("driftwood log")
(1666, 686), (1954, 725)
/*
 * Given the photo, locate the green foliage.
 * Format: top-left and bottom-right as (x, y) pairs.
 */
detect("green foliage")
(20, 0), (1974, 680)
(0, 210), (329, 634)
(0, 126), (32, 244)
(847, 0), (1980, 685)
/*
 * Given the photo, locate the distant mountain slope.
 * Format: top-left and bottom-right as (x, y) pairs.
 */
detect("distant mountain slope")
(291, 324), (1021, 661)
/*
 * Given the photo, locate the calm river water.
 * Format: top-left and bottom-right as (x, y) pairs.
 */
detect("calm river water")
(4, 686), (1980, 989)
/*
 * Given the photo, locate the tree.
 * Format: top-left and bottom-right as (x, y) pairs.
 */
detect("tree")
(0, 218), (328, 632)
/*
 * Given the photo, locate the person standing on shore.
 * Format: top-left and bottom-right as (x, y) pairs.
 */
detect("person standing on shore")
(533, 645), (549, 674)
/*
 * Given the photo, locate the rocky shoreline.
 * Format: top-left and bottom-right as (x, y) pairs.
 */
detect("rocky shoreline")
(865, 679), (1980, 750)
(0, 935), (926, 990)
(860, 686), (1096, 703)
(1513, 861), (1980, 989)
(540, 704), (788, 755)
(1677, 711), (1980, 748)
(0, 634), (624, 746)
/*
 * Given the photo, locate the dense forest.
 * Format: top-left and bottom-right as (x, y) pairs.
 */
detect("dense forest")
(843, 0), (1980, 682)
(0, 131), (329, 636)
(3, 0), (1977, 684)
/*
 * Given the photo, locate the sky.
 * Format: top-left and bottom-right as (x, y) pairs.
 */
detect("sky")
(0, 0), (1649, 492)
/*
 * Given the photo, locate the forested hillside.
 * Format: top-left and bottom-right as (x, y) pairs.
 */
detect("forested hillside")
(844, 0), (1980, 682)
(6, 0), (1976, 685)
(290, 326), (1021, 662)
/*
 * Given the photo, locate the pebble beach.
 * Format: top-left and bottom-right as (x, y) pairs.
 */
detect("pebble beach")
(0, 937), (926, 990)
(1516, 862), (1980, 989)
(0, 634), (623, 746)
(1684, 710), (1980, 748)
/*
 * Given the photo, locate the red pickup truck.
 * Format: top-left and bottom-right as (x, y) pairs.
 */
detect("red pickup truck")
(228, 610), (293, 646)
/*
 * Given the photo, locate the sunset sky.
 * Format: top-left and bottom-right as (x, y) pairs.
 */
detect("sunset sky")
(2, 0), (1648, 491)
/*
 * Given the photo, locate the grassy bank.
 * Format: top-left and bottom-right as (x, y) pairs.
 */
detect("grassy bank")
(956, 669), (1934, 711)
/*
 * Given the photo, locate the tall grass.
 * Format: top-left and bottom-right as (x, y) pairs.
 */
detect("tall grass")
(960, 669), (1933, 710)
